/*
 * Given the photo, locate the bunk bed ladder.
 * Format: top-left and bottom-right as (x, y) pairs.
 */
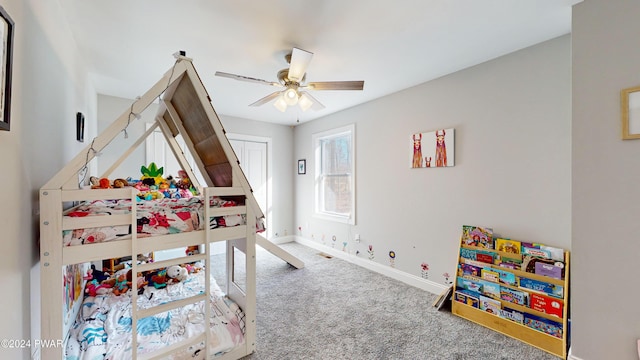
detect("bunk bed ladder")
(128, 193), (215, 360)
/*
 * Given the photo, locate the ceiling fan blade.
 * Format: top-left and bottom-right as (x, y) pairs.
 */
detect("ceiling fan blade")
(299, 91), (325, 111)
(288, 48), (313, 82)
(249, 91), (282, 107)
(215, 71), (282, 87)
(305, 81), (365, 91)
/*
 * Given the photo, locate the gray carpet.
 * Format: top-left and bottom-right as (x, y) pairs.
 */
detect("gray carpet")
(212, 242), (560, 360)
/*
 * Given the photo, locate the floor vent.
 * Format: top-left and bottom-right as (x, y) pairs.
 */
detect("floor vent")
(318, 252), (333, 259)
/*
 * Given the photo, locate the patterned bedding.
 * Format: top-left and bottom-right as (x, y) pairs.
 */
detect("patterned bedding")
(64, 270), (245, 359)
(63, 197), (245, 246)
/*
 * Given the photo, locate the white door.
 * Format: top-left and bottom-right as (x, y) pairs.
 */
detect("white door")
(229, 140), (267, 216)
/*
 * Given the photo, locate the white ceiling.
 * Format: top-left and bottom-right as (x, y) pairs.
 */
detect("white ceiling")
(58, 0), (580, 126)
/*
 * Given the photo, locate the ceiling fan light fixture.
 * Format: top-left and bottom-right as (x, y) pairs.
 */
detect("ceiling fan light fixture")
(273, 95), (288, 112)
(298, 92), (314, 112)
(283, 87), (299, 106)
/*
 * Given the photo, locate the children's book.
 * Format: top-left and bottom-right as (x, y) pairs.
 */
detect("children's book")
(522, 255), (565, 279)
(479, 280), (501, 299)
(499, 306), (524, 324)
(524, 313), (563, 338)
(459, 263), (482, 278)
(518, 277), (564, 299)
(500, 287), (529, 306)
(476, 250), (495, 264)
(457, 277), (483, 293)
(522, 246), (552, 259)
(480, 268), (499, 283)
(540, 245), (565, 262)
(534, 262), (564, 280)
(460, 248), (477, 261)
(530, 293), (563, 318)
(495, 238), (522, 254)
(479, 295), (501, 315)
(461, 225), (493, 248)
(454, 289), (480, 308)
(463, 258), (488, 268)
(493, 268), (517, 286)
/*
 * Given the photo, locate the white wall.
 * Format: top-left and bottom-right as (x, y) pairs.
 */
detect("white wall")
(294, 36), (571, 287)
(0, 1), (95, 359)
(572, 1), (640, 359)
(96, 94), (158, 179)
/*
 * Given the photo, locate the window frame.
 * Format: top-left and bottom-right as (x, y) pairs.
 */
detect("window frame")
(312, 124), (356, 225)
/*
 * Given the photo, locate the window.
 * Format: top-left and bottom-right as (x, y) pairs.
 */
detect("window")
(313, 124), (355, 224)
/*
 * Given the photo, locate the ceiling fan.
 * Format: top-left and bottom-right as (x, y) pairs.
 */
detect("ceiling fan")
(215, 47), (364, 112)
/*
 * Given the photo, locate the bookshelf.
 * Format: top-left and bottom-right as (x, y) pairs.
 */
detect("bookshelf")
(451, 227), (569, 359)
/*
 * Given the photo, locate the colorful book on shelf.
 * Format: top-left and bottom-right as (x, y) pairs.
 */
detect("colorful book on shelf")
(518, 277), (564, 299)
(522, 255), (565, 279)
(530, 293), (563, 318)
(480, 268), (500, 283)
(540, 245), (565, 262)
(493, 268), (517, 286)
(457, 277), (483, 293)
(462, 258), (489, 268)
(454, 289), (480, 308)
(459, 248), (494, 264)
(522, 242), (565, 262)
(500, 287), (529, 306)
(495, 238), (522, 254)
(499, 306), (524, 324)
(522, 246), (552, 259)
(479, 280), (501, 299)
(460, 248), (477, 261)
(476, 250), (495, 264)
(461, 225), (494, 249)
(495, 252), (523, 267)
(535, 261), (564, 280)
(459, 263), (482, 278)
(479, 295), (501, 315)
(524, 312), (563, 338)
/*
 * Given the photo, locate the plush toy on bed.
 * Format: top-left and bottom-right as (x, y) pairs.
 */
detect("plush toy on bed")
(83, 264), (110, 283)
(84, 279), (112, 297)
(146, 265), (188, 289)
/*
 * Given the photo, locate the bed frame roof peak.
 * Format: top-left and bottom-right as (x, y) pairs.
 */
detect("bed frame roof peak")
(42, 56), (264, 219)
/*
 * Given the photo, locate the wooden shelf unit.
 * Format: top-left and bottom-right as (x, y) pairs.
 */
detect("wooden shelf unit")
(451, 242), (570, 359)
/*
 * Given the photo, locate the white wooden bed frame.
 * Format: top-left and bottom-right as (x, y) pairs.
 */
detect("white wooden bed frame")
(39, 55), (301, 360)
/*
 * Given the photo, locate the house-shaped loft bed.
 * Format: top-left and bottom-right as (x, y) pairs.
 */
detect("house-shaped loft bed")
(39, 55), (302, 360)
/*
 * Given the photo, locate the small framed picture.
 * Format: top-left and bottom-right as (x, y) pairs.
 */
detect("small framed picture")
(76, 112), (85, 142)
(0, 6), (14, 131)
(298, 159), (306, 175)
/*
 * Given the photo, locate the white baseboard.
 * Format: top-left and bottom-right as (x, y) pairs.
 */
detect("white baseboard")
(567, 347), (583, 360)
(293, 236), (447, 295)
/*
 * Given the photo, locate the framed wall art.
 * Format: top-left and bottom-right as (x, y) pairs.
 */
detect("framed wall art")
(621, 85), (640, 140)
(411, 128), (455, 168)
(76, 112), (85, 142)
(0, 6), (13, 131)
(298, 159), (306, 175)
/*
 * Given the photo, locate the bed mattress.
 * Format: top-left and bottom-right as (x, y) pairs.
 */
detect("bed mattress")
(63, 197), (245, 246)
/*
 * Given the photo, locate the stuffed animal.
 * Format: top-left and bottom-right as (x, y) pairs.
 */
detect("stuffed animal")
(85, 279), (112, 297)
(112, 178), (129, 188)
(111, 271), (131, 296)
(146, 265), (187, 289)
(141, 162), (165, 186)
(166, 265), (188, 282)
(84, 264), (109, 283)
(185, 245), (199, 256)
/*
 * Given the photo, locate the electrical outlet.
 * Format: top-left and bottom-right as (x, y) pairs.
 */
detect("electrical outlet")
(355, 233), (361, 242)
